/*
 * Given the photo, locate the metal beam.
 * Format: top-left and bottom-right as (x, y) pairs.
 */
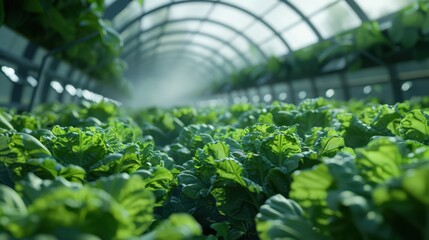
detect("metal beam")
(123, 30), (251, 66)
(104, 0), (132, 20)
(117, 0), (291, 51)
(139, 55), (215, 79)
(123, 17), (268, 60)
(279, 0), (323, 40)
(131, 48), (228, 78)
(344, 0), (369, 22)
(130, 40), (237, 71)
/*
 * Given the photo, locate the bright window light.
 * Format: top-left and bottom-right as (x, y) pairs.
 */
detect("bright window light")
(26, 76), (38, 87)
(298, 91), (307, 99)
(50, 81), (64, 93)
(363, 85), (372, 94)
(264, 94), (272, 102)
(325, 89), (335, 98)
(65, 84), (77, 96)
(1, 66), (19, 82)
(278, 92), (287, 101)
(401, 81), (413, 92)
(252, 95), (260, 103)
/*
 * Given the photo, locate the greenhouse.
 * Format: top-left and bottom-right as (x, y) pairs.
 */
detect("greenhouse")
(1, 0), (429, 239)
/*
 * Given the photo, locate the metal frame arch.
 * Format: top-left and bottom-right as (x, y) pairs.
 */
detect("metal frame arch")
(128, 40), (238, 72)
(139, 54), (219, 79)
(123, 17), (268, 60)
(344, 0), (370, 22)
(278, 0), (323, 40)
(117, 0), (292, 51)
(124, 30), (252, 66)
(133, 48), (229, 78)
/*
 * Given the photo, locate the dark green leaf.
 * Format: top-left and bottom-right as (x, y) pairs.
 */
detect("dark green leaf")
(256, 194), (322, 240)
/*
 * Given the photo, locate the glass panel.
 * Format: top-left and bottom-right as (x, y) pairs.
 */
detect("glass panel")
(168, 3), (213, 19)
(113, 1), (143, 28)
(402, 78), (429, 100)
(163, 21), (200, 32)
(159, 33), (192, 44)
(142, 27), (163, 41)
(191, 34), (223, 49)
(198, 22), (235, 40)
(121, 23), (140, 40)
(222, 0), (278, 15)
(208, 5), (254, 30)
(310, 1), (361, 38)
(263, 3), (301, 33)
(143, 0), (172, 12)
(282, 21), (318, 50)
(105, 0), (116, 8)
(230, 36), (251, 53)
(355, 0), (414, 20)
(260, 36), (288, 56)
(243, 21), (274, 43)
(218, 47), (237, 60)
(156, 45), (184, 54)
(140, 8), (169, 30)
(56, 63), (70, 77)
(184, 45), (212, 57)
(288, 0), (338, 15)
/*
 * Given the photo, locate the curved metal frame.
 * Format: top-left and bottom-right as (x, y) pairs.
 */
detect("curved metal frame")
(117, 0), (291, 51)
(124, 29), (251, 65)
(344, 0), (369, 22)
(127, 40), (237, 72)
(278, 0), (323, 41)
(124, 17), (268, 60)
(131, 48), (229, 78)
(139, 54), (218, 79)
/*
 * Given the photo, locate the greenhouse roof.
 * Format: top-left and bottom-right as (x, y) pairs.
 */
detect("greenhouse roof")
(107, 0), (413, 82)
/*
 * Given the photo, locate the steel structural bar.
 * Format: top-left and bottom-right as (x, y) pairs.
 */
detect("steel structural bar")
(124, 34), (237, 71)
(134, 50), (226, 78)
(133, 49), (228, 78)
(278, 0), (323, 41)
(123, 17), (268, 60)
(123, 30), (251, 66)
(131, 40), (237, 71)
(28, 31), (99, 112)
(0, 48), (68, 83)
(104, 0), (132, 20)
(136, 50), (227, 77)
(344, 0), (370, 22)
(117, 0), (291, 51)
(139, 55), (215, 79)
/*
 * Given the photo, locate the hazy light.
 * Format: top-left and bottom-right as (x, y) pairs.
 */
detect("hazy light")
(1, 66), (19, 82)
(26, 76), (38, 87)
(50, 81), (63, 93)
(233, 97), (240, 104)
(278, 92), (287, 101)
(252, 95), (260, 103)
(76, 88), (83, 97)
(298, 91), (307, 99)
(363, 85), (372, 94)
(401, 81), (412, 91)
(241, 96), (248, 103)
(325, 89), (335, 98)
(65, 84), (77, 96)
(264, 94), (272, 102)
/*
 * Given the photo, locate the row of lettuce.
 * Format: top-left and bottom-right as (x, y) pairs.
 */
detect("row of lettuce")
(1, 98), (429, 239)
(216, 0), (429, 92)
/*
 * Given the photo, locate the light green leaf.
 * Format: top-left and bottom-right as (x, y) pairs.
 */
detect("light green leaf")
(399, 109), (429, 143)
(140, 213), (202, 240)
(92, 174), (155, 235)
(214, 158), (246, 187)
